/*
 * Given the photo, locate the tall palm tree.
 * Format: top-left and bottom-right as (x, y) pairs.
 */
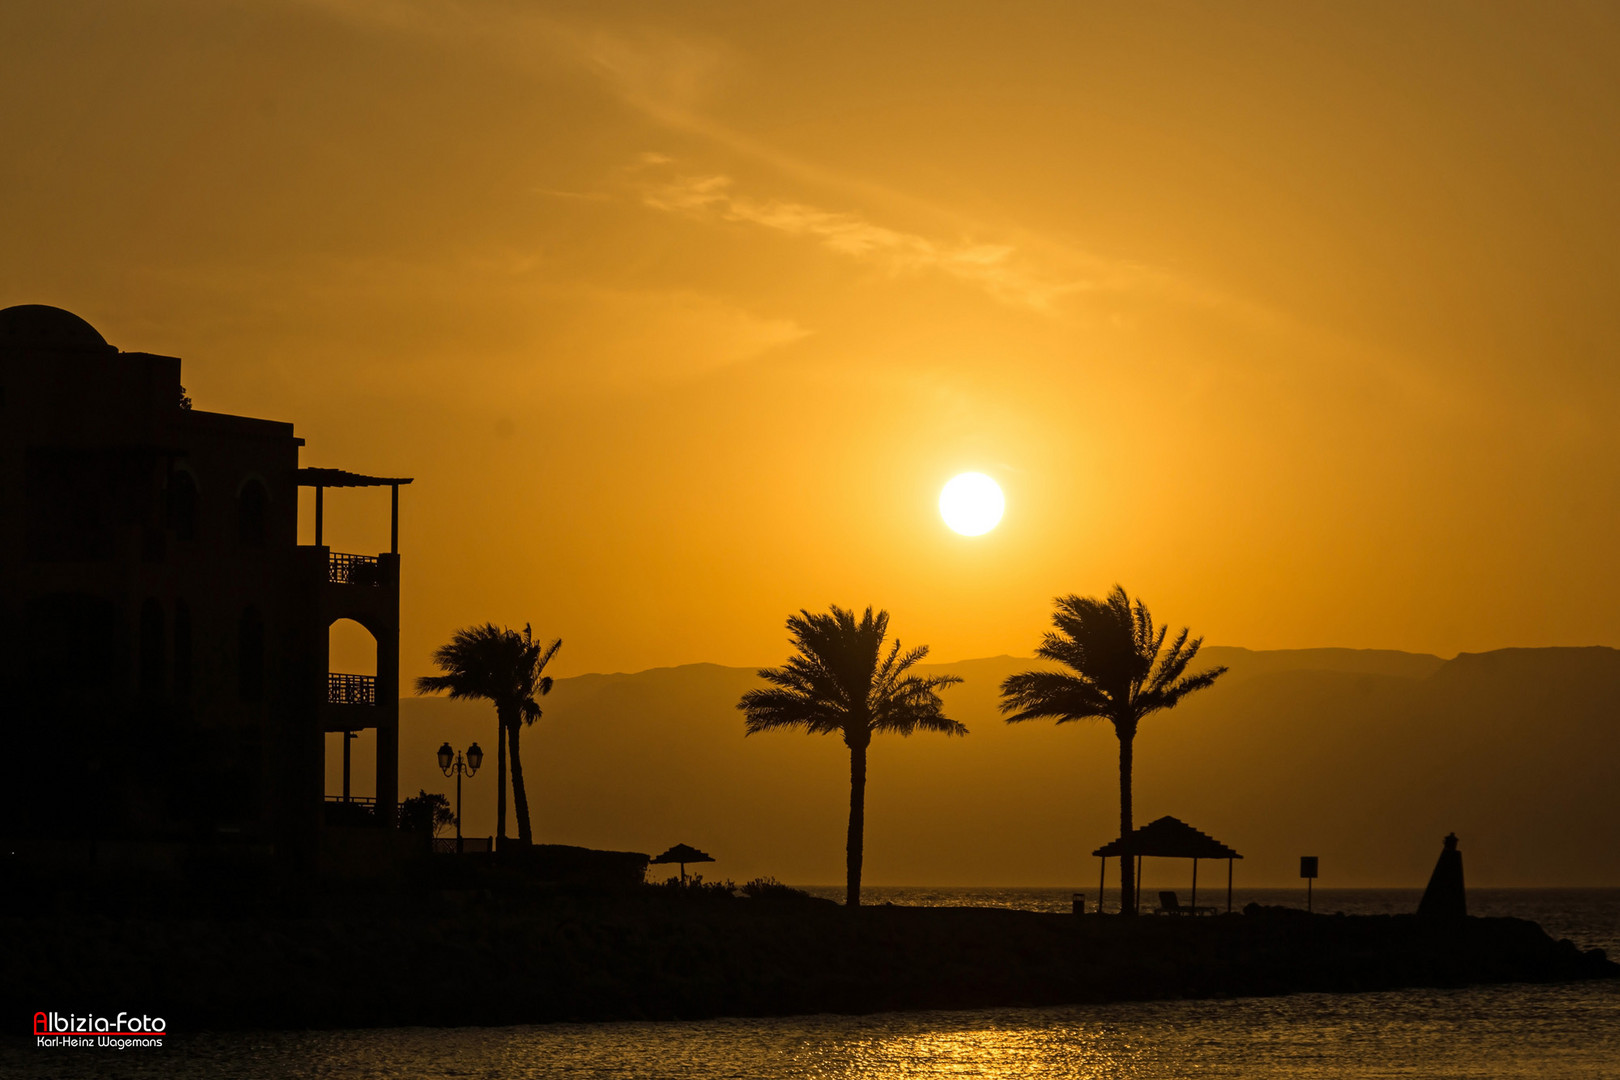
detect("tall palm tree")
(416, 623), (562, 849)
(999, 586), (1226, 914)
(739, 605), (966, 907)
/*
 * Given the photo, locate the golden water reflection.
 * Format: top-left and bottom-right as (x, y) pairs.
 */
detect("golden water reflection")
(4, 983), (1617, 1079)
(504, 986), (1617, 1080)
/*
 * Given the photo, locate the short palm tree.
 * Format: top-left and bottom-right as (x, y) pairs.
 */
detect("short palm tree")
(416, 623), (562, 849)
(739, 605), (966, 907)
(999, 586), (1226, 914)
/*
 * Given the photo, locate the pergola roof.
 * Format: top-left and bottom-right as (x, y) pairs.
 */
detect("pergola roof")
(297, 467), (413, 488)
(1092, 816), (1242, 860)
(650, 843), (714, 866)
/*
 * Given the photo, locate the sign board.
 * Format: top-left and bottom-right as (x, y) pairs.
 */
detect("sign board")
(1300, 856), (1319, 879)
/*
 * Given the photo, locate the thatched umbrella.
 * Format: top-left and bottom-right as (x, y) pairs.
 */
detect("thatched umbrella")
(651, 843), (715, 885)
(1093, 815), (1243, 915)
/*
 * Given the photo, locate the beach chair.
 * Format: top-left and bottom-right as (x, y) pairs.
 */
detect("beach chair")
(1158, 891), (1216, 916)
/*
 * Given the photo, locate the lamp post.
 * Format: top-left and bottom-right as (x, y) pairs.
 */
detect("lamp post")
(437, 741), (483, 854)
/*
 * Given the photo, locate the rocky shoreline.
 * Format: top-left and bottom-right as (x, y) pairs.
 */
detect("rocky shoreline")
(4, 889), (1613, 1030)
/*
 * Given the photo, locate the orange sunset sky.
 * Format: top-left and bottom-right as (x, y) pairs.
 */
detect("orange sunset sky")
(7, 1), (1619, 682)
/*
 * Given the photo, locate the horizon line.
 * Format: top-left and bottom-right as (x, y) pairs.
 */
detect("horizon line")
(394, 642), (1620, 688)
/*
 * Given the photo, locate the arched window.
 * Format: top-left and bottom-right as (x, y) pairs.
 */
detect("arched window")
(238, 479), (268, 547)
(174, 600), (193, 701)
(168, 469), (199, 541)
(138, 599), (165, 699)
(238, 606), (265, 701)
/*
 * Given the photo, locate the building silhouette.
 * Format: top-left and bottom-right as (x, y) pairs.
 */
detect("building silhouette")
(1, 304), (409, 870)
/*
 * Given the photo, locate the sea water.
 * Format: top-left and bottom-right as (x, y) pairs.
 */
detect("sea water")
(802, 886), (1620, 954)
(5, 888), (1617, 1080)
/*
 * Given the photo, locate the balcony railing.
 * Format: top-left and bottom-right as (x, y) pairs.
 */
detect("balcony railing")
(328, 672), (377, 707)
(328, 551), (386, 587)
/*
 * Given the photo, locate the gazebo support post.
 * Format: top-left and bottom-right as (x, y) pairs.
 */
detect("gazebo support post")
(1134, 855), (1143, 915)
(1191, 856), (1199, 914)
(1227, 857), (1233, 914)
(1099, 857), (1106, 916)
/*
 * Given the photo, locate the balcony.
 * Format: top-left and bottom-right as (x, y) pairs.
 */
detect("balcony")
(328, 551), (387, 587)
(328, 672), (376, 707)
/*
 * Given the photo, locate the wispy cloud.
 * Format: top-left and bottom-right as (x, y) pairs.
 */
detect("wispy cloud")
(640, 170), (1085, 311)
(279, 1), (1439, 404)
(282, 4), (1134, 313)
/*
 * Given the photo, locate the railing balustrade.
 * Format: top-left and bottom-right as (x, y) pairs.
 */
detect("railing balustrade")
(328, 551), (385, 587)
(328, 672), (377, 706)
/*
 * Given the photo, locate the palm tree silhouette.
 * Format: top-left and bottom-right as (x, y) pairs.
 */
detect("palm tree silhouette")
(416, 623), (562, 849)
(999, 586), (1226, 914)
(739, 605), (965, 907)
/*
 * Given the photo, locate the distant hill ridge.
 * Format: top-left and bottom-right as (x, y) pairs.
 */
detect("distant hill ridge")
(531, 644), (1620, 685)
(392, 646), (1620, 888)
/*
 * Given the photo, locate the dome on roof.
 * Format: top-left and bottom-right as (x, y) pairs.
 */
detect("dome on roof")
(0, 305), (115, 353)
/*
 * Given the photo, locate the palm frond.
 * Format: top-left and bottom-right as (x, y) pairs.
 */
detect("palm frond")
(871, 670), (966, 736)
(419, 623), (566, 726)
(1002, 586), (1224, 727)
(533, 637), (563, 678)
(1155, 665), (1228, 709)
(416, 622), (524, 701)
(513, 636), (563, 724)
(1144, 629), (1194, 694)
(999, 669), (1110, 723)
(878, 708), (969, 737)
(871, 639), (932, 709)
(740, 604), (962, 741)
(738, 685), (848, 736)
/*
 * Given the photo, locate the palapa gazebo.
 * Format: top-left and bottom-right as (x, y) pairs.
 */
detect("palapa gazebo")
(650, 843), (715, 885)
(1092, 815), (1243, 915)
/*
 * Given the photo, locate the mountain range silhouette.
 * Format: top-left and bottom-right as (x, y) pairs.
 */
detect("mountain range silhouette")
(390, 645), (1620, 888)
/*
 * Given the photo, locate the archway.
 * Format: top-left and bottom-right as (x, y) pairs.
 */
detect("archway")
(325, 617), (378, 809)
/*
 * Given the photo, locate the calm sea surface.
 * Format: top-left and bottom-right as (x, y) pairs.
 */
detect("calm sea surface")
(8, 888), (1617, 1080)
(802, 886), (1620, 955)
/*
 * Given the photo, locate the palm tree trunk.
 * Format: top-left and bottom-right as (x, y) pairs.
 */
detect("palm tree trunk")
(846, 737), (868, 907)
(495, 705), (509, 851)
(1118, 727), (1135, 915)
(508, 718), (533, 846)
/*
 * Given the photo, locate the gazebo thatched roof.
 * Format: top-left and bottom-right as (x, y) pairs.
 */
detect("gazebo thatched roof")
(650, 843), (715, 866)
(1092, 816), (1242, 860)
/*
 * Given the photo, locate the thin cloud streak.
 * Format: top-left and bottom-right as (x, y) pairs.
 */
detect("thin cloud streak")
(641, 171), (1084, 311)
(281, 0), (1469, 411)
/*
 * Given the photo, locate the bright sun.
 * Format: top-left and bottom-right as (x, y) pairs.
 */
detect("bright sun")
(939, 472), (1004, 536)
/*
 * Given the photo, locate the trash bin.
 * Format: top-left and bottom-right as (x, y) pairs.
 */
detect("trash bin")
(1072, 892), (1085, 915)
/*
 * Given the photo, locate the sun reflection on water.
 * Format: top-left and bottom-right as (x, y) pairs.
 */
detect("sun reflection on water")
(4, 983), (1617, 1079)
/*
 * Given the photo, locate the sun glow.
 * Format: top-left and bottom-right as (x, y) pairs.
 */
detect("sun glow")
(939, 473), (1004, 536)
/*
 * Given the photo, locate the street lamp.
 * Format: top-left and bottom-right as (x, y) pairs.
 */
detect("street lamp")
(437, 741), (482, 854)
